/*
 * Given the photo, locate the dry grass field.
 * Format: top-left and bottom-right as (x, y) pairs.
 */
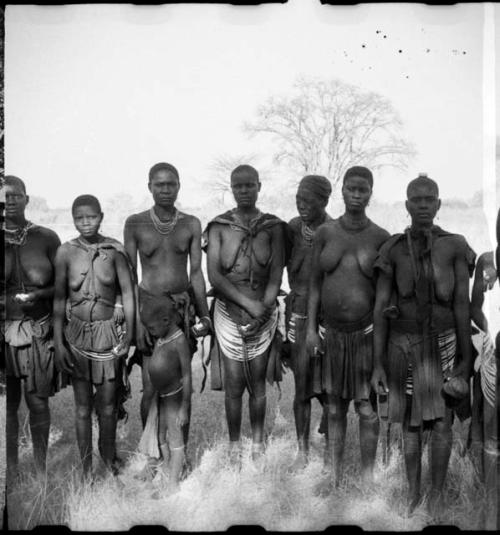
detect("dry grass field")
(5, 199), (496, 530)
(5, 335), (491, 531)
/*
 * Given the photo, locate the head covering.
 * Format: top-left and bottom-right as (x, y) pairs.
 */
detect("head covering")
(298, 175), (332, 201)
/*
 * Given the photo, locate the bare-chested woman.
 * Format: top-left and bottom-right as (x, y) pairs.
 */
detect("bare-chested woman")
(4, 175), (63, 481)
(307, 166), (389, 486)
(53, 195), (135, 477)
(371, 175), (475, 517)
(286, 175), (332, 469)
(124, 163), (210, 440)
(469, 250), (498, 529)
(206, 165), (286, 461)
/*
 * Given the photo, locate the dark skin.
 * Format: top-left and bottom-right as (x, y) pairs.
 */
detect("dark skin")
(141, 305), (192, 491)
(5, 182), (61, 479)
(286, 184), (329, 468)
(469, 251), (497, 529)
(207, 170), (285, 451)
(53, 204), (135, 476)
(370, 182), (473, 514)
(124, 169), (209, 428)
(306, 175), (389, 484)
(470, 252), (496, 332)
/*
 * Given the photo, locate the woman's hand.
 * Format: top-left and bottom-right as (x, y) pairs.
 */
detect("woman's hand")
(54, 343), (74, 374)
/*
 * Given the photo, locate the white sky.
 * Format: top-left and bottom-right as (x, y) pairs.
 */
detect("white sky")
(5, 2), (493, 208)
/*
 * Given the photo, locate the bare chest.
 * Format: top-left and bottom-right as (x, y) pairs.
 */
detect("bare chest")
(219, 226), (273, 272)
(393, 240), (457, 298)
(5, 239), (54, 287)
(137, 223), (192, 261)
(319, 233), (379, 277)
(68, 248), (117, 291)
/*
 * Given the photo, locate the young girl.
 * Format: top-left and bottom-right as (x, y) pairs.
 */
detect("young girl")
(53, 195), (135, 477)
(138, 297), (192, 492)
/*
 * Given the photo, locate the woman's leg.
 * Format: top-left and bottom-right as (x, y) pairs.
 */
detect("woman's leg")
(326, 394), (349, 486)
(292, 335), (312, 467)
(248, 351), (269, 451)
(6, 375), (22, 483)
(356, 398), (379, 484)
(402, 394), (423, 513)
(94, 378), (119, 473)
(72, 378), (94, 476)
(482, 400), (498, 529)
(429, 410), (453, 493)
(222, 354), (246, 444)
(23, 386), (50, 475)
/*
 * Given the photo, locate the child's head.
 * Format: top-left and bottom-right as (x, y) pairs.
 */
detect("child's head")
(141, 297), (178, 339)
(72, 194), (103, 239)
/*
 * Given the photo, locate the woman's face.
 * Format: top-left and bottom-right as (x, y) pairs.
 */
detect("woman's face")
(72, 205), (103, 239)
(342, 175), (372, 212)
(295, 186), (326, 224)
(405, 183), (440, 226)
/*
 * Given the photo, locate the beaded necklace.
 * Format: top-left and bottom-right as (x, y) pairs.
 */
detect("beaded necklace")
(5, 221), (35, 246)
(149, 207), (179, 235)
(157, 329), (183, 347)
(300, 222), (315, 246)
(300, 213), (330, 246)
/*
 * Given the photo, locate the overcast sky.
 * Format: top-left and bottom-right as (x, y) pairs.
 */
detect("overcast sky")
(5, 2), (495, 209)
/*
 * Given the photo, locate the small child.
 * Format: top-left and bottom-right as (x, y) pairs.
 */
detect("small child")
(138, 298), (192, 492)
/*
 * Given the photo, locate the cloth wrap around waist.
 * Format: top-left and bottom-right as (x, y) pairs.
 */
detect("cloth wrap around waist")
(283, 288), (323, 400)
(3, 314), (67, 397)
(203, 209), (285, 392)
(472, 328), (497, 409)
(317, 312), (374, 401)
(209, 296), (282, 394)
(63, 237), (131, 396)
(374, 226), (476, 426)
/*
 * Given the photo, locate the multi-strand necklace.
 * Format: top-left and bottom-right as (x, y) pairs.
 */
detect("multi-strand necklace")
(301, 213), (330, 247)
(5, 221), (35, 246)
(149, 207), (179, 235)
(300, 222), (315, 246)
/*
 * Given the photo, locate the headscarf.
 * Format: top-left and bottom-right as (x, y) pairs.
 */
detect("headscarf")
(298, 175), (332, 201)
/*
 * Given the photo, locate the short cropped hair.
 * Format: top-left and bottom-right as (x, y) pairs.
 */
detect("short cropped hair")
(342, 166), (373, 188)
(148, 162), (180, 183)
(5, 175), (27, 194)
(230, 164), (259, 182)
(71, 194), (102, 215)
(406, 175), (439, 198)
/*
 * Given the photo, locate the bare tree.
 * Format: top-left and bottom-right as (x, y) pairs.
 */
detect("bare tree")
(244, 76), (415, 187)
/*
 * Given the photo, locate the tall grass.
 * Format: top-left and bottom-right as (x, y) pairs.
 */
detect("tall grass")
(6, 353), (491, 531)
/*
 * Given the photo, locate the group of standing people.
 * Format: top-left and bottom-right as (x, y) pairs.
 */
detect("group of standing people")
(3, 163), (498, 524)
